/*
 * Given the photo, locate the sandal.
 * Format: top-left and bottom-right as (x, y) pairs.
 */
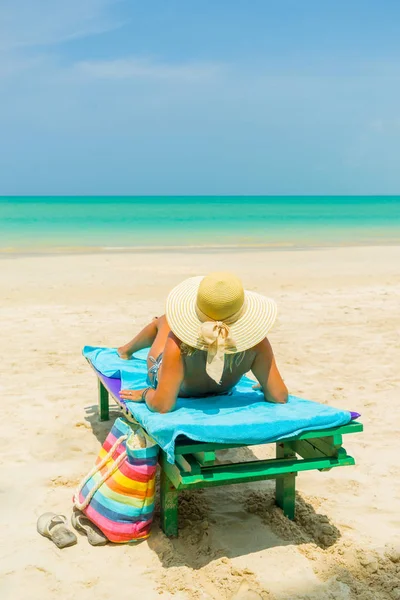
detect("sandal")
(37, 512), (77, 549)
(71, 509), (108, 546)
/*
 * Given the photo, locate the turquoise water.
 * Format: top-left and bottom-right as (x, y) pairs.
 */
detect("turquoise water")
(1, 196), (400, 251)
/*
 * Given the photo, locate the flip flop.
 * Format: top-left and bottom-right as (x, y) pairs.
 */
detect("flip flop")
(37, 512), (77, 549)
(71, 510), (108, 546)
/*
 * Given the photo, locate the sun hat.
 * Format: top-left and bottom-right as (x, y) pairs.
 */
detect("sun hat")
(165, 272), (277, 384)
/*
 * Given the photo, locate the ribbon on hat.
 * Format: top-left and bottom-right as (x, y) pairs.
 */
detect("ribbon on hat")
(198, 321), (235, 384)
(196, 303), (245, 384)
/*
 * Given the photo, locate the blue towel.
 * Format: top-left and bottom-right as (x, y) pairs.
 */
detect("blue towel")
(83, 346), (352, 464)
(83, 345), (150, 389)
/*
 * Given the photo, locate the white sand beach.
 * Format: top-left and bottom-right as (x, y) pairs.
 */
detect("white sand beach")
(1, 246), (400, 600)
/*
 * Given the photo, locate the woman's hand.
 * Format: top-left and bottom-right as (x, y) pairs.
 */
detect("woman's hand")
(119, 389), (144, 402)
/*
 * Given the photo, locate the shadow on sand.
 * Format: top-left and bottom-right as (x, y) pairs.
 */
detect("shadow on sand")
(84, 403), (342, 572)
(83, 404), (399, 599)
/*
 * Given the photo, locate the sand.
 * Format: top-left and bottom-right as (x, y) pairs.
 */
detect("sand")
(0, 245), (399, 600)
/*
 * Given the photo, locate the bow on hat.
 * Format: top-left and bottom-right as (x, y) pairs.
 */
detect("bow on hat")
(196, 306), (242, 384)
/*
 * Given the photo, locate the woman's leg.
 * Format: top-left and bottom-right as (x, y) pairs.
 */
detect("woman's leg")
(118, 317), (160, 359)
(147, 316), (171, 362)
(146, 316), (172, 388)
(117, 315), (172, 363)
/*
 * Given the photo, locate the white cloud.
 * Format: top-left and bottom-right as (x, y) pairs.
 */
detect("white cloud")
(73, 57), (222, 81)
(0, 0), (123, 50)
(0, 1), (220, 85)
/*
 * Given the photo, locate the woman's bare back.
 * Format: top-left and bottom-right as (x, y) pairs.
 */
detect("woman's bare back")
(118, 314), (288, 412)
(145, 315), (254, 396)
(179, 348), (256, 397)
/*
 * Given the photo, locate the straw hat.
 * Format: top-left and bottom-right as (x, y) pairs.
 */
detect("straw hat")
(165, 272), (277, 384)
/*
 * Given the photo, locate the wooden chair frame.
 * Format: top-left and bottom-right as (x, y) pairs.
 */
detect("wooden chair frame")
(92, 367), (363, 537)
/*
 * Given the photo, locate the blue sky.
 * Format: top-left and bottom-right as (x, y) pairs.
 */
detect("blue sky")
(1, 0), (400, 195)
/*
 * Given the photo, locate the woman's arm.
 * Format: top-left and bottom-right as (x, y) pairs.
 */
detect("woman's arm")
(145, 333), (184, 413)
(251, 337), (288, 404)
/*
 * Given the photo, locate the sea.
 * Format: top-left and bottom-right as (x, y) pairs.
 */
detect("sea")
(1, 196), (400, 253)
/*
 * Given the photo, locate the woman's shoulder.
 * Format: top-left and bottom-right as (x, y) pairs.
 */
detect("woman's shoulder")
(165, 331), (188, 358)
(252, 337), (273, 356)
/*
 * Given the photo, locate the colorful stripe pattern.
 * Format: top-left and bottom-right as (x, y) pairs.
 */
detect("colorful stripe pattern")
(78, 418), (159, 543)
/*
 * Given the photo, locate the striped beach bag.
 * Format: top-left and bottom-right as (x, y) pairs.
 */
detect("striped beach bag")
(73, 417), (159, 543)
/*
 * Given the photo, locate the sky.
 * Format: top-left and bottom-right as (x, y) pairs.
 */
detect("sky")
(1, 0), (400, 196)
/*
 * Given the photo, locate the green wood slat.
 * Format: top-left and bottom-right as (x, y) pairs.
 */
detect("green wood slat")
(276, 474), (296, 519)
(175, 455), (193, 473)
(159, 453), (183, 489)
(175, 454), (201, 475)
(318, 446), (348, 471)
(178, 453), (355, 489)
(275, 442), (296, 519)
(333, 433), (344, 446)
(276, 442), (296, 460)
(174, 422), (363, 454)
(308, 435), (342, 457)
(294, 422), (363, 439)
(178, 471), (290, 490)
(290, 439), (332, 460)
(160, 470), (179, 537)
(98, 380), (110, 421)
(192, 451), (216, 466)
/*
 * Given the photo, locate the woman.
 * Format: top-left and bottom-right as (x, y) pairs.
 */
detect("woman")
(118, 272), (288, 413)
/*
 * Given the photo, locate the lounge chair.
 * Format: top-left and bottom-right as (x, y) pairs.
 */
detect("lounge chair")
(88, 362), (363, 537)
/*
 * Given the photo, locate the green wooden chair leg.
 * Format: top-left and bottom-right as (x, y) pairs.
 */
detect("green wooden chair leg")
(98, 380), (109, 421)
(160, 470), (179, 537)
(276, 474), (296, 519)
(275, 442), (296, 520)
